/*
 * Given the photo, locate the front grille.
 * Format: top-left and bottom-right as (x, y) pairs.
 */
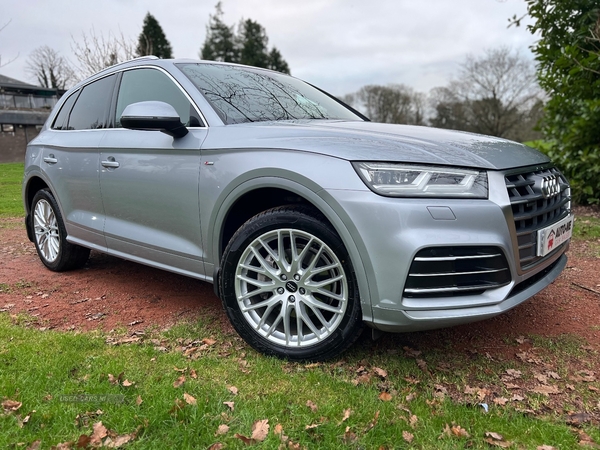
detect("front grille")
(403, 246), (511, 298)
(505, 167), (571, 269)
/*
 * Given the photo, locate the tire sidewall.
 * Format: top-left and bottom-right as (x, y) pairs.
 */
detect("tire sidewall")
(220, 208), (362, 361)
(31, 189), (68, 271)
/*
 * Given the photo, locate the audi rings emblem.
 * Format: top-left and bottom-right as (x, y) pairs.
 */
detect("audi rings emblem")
(537, 174), (560, 199)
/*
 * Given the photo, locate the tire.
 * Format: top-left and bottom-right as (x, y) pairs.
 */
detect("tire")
(30, 189), (90, 272)
(220, 205), (363, 361)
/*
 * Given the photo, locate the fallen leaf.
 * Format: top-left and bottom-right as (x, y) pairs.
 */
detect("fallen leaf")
(374, 367), (388, 378)
(223, 401), (235, 411)
(504, 382), (521, 389)
(202, 338), (217, 346)
(416, 359), (428, 373)
(251, 419), (269, 442)
(451, 425), (470, 438)
(208, 443), (224, 450)
(536, 446), (557, 450)
(378, 392), (393, 402)
(402, 431), (414, 443)
(90, 421), (108, 446)
(173, 375), (186, 388)
(531, 385), (560, 396)
(305, 423), (320, 430)
(77, 435), (91, 448)
(340, 408), (352, 423)
(51, 442), (72, 450)
(485, 432), (504, 441)
(306, 400), (318, 412)
(477, 388), (491, 401)
(484, 437), (513, 448)
(228, 386), (238, 395)
(505, 369), (522, 378)
(26, 441), (41, 450)
(108, 372), (124, 385)
(512, 394), (525, 402)
(464, 385), (478, 395)
(174, 366), (186, 373)
(122, 379), (134, 387)
(406, 392), (417, 402)
(343, 426), (358, 444)
(190, 369), (198, 379)
(409, 414), (418, 428)
(494, 397), (509, 406)
(547, 371), (561, 380)
(215, 424), (229, 436)
(2, 399), (22, 412)
(183, 393), (197, 405)
(136, 395), (143, 406)
(567, 412), (591, 425)
(535, 373), (548, 384)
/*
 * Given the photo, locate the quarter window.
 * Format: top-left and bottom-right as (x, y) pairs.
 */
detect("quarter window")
(51, 91), (79, 130)
(115, 68), (202, 127)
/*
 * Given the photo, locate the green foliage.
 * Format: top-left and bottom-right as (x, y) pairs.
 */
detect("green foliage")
(136, 12), (173, 59)
(200, 2), (291, 74)
(0, 315), (597, 448)
(0, 163), (24, 217)
(520, 0), (600, 204)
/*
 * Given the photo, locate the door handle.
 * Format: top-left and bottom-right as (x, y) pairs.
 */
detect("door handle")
(43, 154), (57, 164)
(101, 157), (120, 169)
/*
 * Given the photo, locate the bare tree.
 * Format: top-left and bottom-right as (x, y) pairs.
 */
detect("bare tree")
(26, 46), (75, 89)
(346, 84), (425, 125)
(0, 19), (18, 68)
(71, 28), (136, 80)
(430, 47), (542, 140)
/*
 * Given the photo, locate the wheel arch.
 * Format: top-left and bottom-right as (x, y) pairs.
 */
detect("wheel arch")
(209, 177), (373, 320)
(23, 175), (51, 243)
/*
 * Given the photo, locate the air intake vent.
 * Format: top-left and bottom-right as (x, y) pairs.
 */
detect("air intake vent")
(404, 246), (511, 298)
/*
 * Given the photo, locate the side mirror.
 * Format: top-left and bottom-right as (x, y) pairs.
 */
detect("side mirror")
(120, 101), (189, 138)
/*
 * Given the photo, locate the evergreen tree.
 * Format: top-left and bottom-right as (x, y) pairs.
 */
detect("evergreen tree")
(238, 19), (269, 68)
(200, 2), (238, 62)
(267, 47), (290, 74)
(137, 12), (173, 59)
(200, 3), (290, 73)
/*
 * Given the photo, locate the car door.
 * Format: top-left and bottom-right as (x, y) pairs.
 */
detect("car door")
(98, 67), (209, 277)
(40, 74), (117, 251)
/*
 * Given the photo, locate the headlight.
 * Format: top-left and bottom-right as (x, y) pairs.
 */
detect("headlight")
(353, 162), (488, 198)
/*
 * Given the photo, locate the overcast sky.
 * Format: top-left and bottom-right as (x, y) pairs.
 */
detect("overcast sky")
(0, 0), (535, 96)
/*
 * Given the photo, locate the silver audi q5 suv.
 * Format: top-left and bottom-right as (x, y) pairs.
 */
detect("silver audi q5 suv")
(23, 57), (573, 360)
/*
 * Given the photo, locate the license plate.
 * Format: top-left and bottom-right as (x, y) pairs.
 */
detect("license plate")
(537, 214), (574, 257)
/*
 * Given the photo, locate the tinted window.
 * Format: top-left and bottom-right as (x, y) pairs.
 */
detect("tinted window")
(67, 74), (116, 130)
(51, 91), (79, 130)
(115, 68), (201, 127)
(177, 63), (362, 125)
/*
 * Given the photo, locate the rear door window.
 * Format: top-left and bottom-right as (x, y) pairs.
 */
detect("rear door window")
(67, 74), (116, 130)
(51, 91), (79, 130)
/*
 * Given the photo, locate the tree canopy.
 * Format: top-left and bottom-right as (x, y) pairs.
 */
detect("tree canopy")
(137, 13), (173, 59)
(200, 2), (290, 74)
(429, 47), (542, 142)
(26, 46), (74, 90)
(513, 0), (600, 204)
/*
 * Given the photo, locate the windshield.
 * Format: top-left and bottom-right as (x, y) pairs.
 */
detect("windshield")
(177, 63), (363, 125)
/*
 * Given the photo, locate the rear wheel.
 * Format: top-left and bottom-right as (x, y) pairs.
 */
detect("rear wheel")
(31, 189), (90, 271)
(220, 206), (363, 361)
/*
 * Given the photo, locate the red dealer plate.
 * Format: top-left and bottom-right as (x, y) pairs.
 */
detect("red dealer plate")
(537, 214), (574, 257)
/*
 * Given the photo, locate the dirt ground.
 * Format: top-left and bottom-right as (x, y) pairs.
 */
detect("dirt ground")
(1, 209), (599, 360)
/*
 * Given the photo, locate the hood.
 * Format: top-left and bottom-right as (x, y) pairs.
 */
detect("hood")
(207, 120), (550, 170)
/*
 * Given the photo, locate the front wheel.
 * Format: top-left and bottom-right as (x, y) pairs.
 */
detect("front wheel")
(31, 189), (90, 271)
(220, 206), (363, 361)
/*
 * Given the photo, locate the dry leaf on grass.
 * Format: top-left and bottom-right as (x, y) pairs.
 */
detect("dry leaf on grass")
(183, 393), (197, 405)
(306, 400), (318, 412)
(340, 408), (352, 423)
(173, 375), (186, 388)
(402, 431), (414, 443)
(223, 401), (235, 411)
(90, 422), (108, 446)
(493, 397), (509, 406)
(2, 399), (22, 412)
(251, 419), (269, 441)
(208, 443), (224, 450)
(378, 392), (393, 402)
(530, 385), (560, 396)
(373, 367), (388, 378)
(215, 424), (229, 436)
(136, 395), (143, 406)
(228, 386), (238, 395)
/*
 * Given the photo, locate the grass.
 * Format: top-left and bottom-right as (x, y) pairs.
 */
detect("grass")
(0, 162), (25, 217)
(1, 163), (600, 448)
(1, 316), (597, 449)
